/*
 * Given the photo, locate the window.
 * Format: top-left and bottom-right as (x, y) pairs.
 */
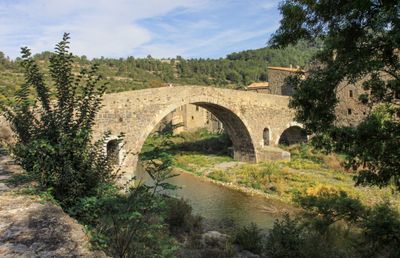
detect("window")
(196, 106), (199, 111)
(349, 90), (353, 98)
(263, 128), (270, 146)
(107, 139), (120, 166)
(191, 116), (194, 120)
(347, 108), (352, 115)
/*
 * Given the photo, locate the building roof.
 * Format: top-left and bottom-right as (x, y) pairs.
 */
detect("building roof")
(246, 82), (270, 89)
(268, 66), (304, 73)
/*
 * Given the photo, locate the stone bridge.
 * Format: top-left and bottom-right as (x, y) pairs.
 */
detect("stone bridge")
(93, 86), (306, 175)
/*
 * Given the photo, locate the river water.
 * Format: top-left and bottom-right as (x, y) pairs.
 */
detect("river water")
(136, 164), (293, 230)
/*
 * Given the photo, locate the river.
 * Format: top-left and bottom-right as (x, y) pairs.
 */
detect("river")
(136, 164), (294, 230)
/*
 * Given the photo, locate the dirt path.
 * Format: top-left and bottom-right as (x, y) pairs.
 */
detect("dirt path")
(0, 153), (106, 258)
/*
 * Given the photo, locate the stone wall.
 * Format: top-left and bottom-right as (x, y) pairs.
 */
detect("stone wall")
(267, 68), (297, 96)
(335, 80), (369, 126)
(267, 67), (368, 126)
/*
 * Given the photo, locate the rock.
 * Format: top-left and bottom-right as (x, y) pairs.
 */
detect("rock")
(201, 230), (230, 248)
(0, 183), (9, 191)
(0, 154), (108, 258)
(235, 249), (260, 258)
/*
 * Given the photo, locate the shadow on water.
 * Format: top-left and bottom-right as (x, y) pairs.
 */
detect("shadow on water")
(136, 163), (295, 230)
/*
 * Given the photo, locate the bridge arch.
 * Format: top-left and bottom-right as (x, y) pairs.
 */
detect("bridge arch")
(137, 98), (257, 163)
(278, 124), (307, 146)
(94, 86), (298, 174)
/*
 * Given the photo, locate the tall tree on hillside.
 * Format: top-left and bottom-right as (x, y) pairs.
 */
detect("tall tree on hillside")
(270, 1), (400, 190)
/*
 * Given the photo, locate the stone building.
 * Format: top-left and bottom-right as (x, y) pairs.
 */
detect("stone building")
(335, 80), (369, 126)
(265, 66), (369, 126)
(155, 104), (223, 135)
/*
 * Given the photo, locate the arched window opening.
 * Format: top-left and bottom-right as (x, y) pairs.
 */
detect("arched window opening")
(107, 139), (120, 166)
(278, 126), (307, 146)
(263, 128), (270, 146)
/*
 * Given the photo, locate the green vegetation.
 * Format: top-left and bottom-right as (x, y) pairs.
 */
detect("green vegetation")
(145, 130), (400, 208)
(0, 40), (319, 101)
(271, 0), (400, 191)
(1, 33), (115, 208)
(1, 35), (204, 257)
(234, 188), (400, 258)
(234, 223), (263, 254)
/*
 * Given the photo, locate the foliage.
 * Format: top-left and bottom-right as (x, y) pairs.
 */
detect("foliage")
(295, 186), (365, 232)
(168, 140), (400, 207)
(164, 197), (202, 236)
(271, 0), (400, 190)
(171, 129), (232, 156)
(263, 214), (309, 258)
(95, 185), (179, 258)
(360, 202), (400, 257)
(0, 33), (118, 208)
(0, 41), (319, 99)
(264, 190), (400, 258)
(74, 125), (185, 257)
(234, 223), (263, 254)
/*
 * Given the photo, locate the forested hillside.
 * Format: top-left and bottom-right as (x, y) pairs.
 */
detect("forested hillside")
(0, 41), (318, 100)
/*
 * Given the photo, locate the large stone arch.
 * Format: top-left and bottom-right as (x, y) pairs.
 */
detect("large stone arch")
(93, 86), (299, 178)
(136, 98), (257, 164)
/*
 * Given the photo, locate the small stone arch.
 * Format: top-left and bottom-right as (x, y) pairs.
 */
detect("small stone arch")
(263, 127), (270, 146)
(278, 126), (307, 146)
(106, 137), (123, 166)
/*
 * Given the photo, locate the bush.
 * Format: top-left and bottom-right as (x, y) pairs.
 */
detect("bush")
(97, 185), (179, 258)
(360, 202), (400, 257)
(1, 33), (118, 208)
(165, 197), (202, 236)
(235, 223), (263, 254)
(264, 214), (306, 258)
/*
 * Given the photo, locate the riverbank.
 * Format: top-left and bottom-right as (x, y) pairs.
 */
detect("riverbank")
(172, 149), (400, 209)
(172, 166), (297, 216)
(0, 154), (107, 257)
(141, 130), (399, 209)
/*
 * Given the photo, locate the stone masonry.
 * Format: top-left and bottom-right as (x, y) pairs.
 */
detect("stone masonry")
(92, 86), (299, 176)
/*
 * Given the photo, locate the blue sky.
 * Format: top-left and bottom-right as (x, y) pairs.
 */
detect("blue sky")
(0, 0), (282, 59)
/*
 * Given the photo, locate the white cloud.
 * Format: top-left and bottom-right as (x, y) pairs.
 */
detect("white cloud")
(0, 0), (209, 58)
(261, 0), (279, 10)
(0, 0), (280, 59)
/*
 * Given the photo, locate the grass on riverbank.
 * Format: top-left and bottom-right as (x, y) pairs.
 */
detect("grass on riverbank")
(142, 129), (400, 209)
(174, 150), (399, 208)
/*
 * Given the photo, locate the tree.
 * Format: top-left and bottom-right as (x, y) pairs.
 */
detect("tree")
(270, 0), (400, 190)
(1, 33), (118, 207)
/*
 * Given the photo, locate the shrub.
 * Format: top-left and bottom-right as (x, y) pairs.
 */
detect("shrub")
(263, 214), (306, 258)
(1, 33), (118, 208)
(235, 223), (263, 254)
(165, 197), (202, 236)
(97, 185), (179, 258)
(297, 185), (365, 232)
(360, 202), (400, 257)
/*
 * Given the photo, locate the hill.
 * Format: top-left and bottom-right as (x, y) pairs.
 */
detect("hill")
(0, 41), (319, 100)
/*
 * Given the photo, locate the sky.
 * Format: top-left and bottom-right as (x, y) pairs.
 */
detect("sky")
(0, 0), (282, 59)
